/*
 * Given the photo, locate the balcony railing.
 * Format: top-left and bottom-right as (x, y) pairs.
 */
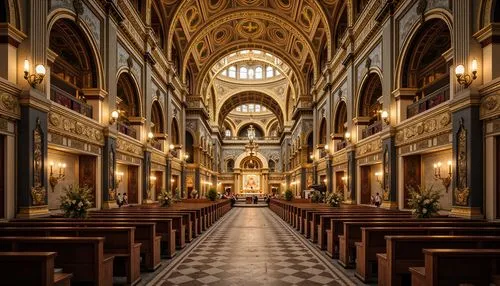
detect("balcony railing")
(361, 121), (382, 139)
(117, 122), (137, 139)
(407, 81), (449, 119)
(50, 85), (93, 118)
(336, 140), (347, 151)
(152, 141), (162, 151)
(223, 136), (280, 141)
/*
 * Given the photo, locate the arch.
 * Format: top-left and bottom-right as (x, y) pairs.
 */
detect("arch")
(334, 5), (348, 51)
(266, 119), (280, 137)
(151, 0), (166, 49)
(334, 100), (348, 134)
(356, 72), (383, 119)
(1, 0), (21, 29)
(395, 11), (453, 89)
(234, 151), (269, 170)
(237, 124), (264, 138)
(185, 131), (194, 163)
(216, 91), (285, 128)
(241, 156), (262, 170)
(116, 72), (142, 118)
(151, 101), (164, 133)
(47, 10), (104, 90)
(318, 118), (327, 144)
(171, 118), (180, 145)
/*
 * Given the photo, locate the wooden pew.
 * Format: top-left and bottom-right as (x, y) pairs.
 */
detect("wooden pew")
(13, 217), (174, 260)
(409, 249), (500, 286)
(0, 252), (73, 286)
(89, 213), (185, 249)
(353, 226), (500, 282)
(0, 237), (114, 286)
(0, 226), (141, 285)
(377, 235), (500, 286)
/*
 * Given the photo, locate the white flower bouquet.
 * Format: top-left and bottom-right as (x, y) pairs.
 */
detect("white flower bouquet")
(325, 191), (344, 207)
(407, 185), (442, 218)
(59, 184), (93, 218)
(157, 188), (173, 207)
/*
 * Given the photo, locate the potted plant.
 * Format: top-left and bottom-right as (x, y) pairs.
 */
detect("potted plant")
(207, 188), (218, 201)
(407, 185), (442, 218)
(325, 191), (344, 207)
(157, 188), (173, 207)
(59, 184), (93, 218)
(284, 190), (293, 201)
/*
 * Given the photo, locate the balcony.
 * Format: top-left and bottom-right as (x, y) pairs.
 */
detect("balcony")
(50, 85), (93, 118)
(117, 122), (137, 139)
(361, 121), (382, 140)
(407, 79), (449, 119)
(336, 140), (347, 151)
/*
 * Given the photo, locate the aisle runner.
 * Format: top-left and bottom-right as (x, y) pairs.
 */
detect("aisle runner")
(149, 208), (354, 286)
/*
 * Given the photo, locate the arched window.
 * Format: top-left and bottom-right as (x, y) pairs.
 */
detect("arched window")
(268, 160), (276, 172)
(248, 104), (254, 112)
(334, 101), (348, 135)
(266, 66), (274, 78)
(248, 68), (254, 79)
(49, 19), (98, 119)
(225, 129), (231, 137)
(185, 132), (194, 163)
(255, 66), (263, 79)
(151, 101), (164, 134)
(171, 119), (180, 145)
(226, 159), (234, 172)
(319, 118), (327, 144)
(255, 105), (261, 112)
(221, 69), (227, 76)
(228, 66), (236, 78)
(402, 19), (451, 119)
(240, 67), (248, 79)
(241, 105), (248, 112)
(359, 73), (383, 139)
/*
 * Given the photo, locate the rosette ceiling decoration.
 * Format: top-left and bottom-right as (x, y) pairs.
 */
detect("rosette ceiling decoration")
(163, 0), (343, 127)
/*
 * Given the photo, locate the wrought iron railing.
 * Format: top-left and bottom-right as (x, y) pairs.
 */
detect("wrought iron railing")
(50, 85), (93, 118)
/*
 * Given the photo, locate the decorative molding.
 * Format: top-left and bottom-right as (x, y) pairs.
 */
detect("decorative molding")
(395, 110), (451, 146)
(48, 111), (104, 145)
(480, 94), (500, 120)
(454, 118), (468, 206)
(355, 137), (383, 158)
(116, 136), (143, 157)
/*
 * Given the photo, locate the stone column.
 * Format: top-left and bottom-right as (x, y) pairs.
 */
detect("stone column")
(181, 161), (186, 198)
(326, 157), (333, 193)
(165, 157), (172, 195)
(194, 167), (201, 195)
(381, 131), (398, 209)
(101, 132), (117, 209)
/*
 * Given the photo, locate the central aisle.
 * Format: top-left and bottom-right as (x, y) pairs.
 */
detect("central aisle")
(149, 208), (354, 286)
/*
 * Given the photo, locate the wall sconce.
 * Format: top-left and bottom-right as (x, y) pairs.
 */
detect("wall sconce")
(374, 171), (384, 189)
(309, 154), (314, 160)
(344, 132), (351, 142)
(455, 59), (478, 88)
(115, 171), (124, 188)
(49, 161), (66, 191)
(323, 178), (327, 184)
(109, 110), (120, 125)
(147, 131), (155, 143)
(380, 110), (390, 125)
(324, 144), (329, 150)
(433, 161), (452, 192)
(169, 144), (175, 150)
(183, 153), (189, 161)
(170, 178), (175, 183)
(24, 59), (46, 87)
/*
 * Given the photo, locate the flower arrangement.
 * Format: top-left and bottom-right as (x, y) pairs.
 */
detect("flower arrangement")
(190, 189), (198, 199)
(59, 184), (93, 218)
(325, 191), (344, 207)
(311, 191), (324, 203)
(207, 188), (218, 201)
(157, 188), (173, 207)
(284, 190), (293, 201)
(407, 185), (442, 218)
(174, 188), (182, 202)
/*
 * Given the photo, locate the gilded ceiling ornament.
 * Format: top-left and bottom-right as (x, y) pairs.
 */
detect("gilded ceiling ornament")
(483, 95), (497, 111)
(1, 93), (17, 111)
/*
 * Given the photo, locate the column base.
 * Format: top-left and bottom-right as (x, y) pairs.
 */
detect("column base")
(17, 205), (50, 218)
(343, 199), (355, 205)
(102, 201), (118, 209)
(449, 206), (483, 219)
(381, 201), (398, 209)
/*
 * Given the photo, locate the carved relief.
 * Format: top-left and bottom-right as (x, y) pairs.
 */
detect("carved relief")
(395, 112), (451, 146)
(48, 112), (103, 144)
(383, 147), (390, 201)
(1, 93), (19, 113)
(32, 119), (46, 206)
(116, 138), (142, 156)
(454, 118), (469, 206)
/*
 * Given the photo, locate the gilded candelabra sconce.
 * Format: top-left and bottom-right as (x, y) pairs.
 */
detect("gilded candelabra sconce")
(49, 161), (66, 191)
(115, 171), (124, 188)
(109, 110), (120, 125)
(433, 161), (452, 192)
(374, 171), (384, 189)
(344, 132), (351, 142)
(455, 59), (478, 88)
(183, 153), (189, 161)
(380, 110), (390, 125)
(23, 59), (46, 87)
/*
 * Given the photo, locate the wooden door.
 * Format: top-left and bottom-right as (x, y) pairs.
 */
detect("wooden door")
(360, 166), (371, 204)
(0, 136), (4, 218)
(79, 155), (96, 205)
(335, 171), (345, 193)
(497, 137), (500, 219)
(403, 155), (421, 209)
(127, 165), (139, 204)
(155, 171), (163, 200)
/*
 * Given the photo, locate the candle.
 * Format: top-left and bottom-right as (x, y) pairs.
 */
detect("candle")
(448, 160), (452, 174)
(24, 59), (30, 73)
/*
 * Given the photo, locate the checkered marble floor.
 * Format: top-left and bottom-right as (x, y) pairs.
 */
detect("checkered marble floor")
(148, 208), (354, 286)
